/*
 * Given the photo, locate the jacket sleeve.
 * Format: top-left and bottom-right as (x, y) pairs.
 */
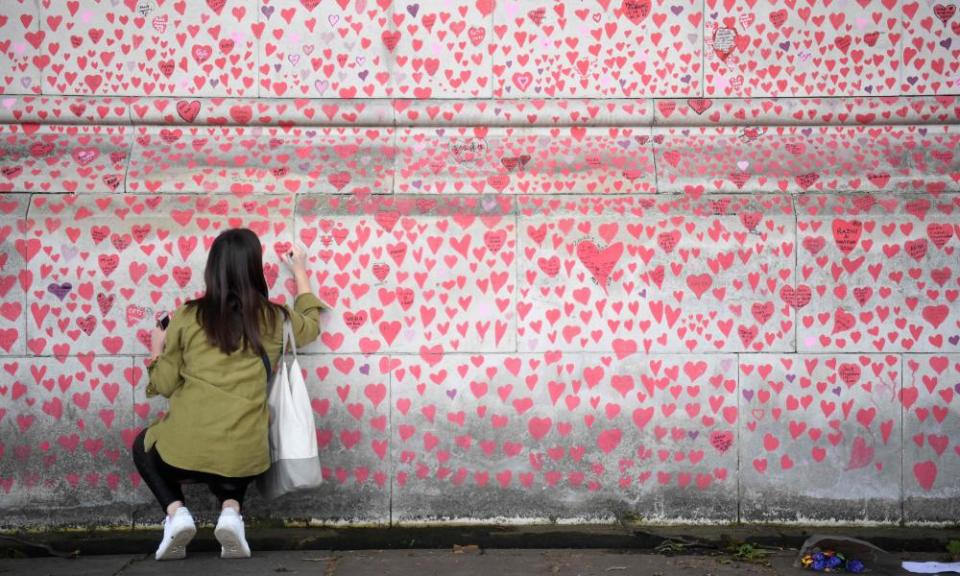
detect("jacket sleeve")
(145, 308), (186, 398)
(288, 292), (325, 348)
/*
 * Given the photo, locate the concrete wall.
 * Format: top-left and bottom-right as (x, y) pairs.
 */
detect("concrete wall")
(0, 0), (959, 528)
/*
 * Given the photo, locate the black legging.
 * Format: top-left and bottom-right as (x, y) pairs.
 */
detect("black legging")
(131, 428), (256, 514)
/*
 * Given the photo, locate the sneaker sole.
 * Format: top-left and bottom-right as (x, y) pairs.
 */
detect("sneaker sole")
(156, 524), (196, 561)
(214, 524), (251, 559)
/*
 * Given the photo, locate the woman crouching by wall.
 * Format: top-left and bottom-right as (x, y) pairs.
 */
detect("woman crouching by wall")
(131, 228), (324, 560)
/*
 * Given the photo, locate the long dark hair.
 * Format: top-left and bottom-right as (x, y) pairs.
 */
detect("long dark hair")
(186, 228), (287, 357)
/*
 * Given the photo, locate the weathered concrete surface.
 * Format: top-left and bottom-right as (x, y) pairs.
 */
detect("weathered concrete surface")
(0, 194), (27, 356)
(796, 194), (960, 353)
(391, 353), (739, 523)
(739, 355), (902, 524)
(516, 194), (796, 354)
(902, 355), (960, 524)
(294, 194), (517, 354)
(0, 357), (138, 528)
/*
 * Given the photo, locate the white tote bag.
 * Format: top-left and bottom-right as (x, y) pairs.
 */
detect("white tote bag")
(257, 320), (323, 499)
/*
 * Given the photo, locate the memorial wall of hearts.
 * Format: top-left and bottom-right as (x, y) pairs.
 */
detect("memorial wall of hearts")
(0, 0), (958, 527)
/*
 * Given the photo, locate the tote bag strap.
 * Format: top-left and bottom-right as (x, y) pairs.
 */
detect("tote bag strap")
(262, 318), (292, 388)
(259, 350), (271, 386)
(282, 319), (297, 361)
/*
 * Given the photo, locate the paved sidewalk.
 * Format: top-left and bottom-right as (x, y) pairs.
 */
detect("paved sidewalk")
(0, 548), (948, 576)
(0, 549), (782, 576)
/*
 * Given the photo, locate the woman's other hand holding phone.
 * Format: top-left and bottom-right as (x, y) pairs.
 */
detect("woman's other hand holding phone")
(150, 313), (170, 362)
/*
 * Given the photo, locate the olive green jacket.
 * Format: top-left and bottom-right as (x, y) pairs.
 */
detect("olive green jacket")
(144, 293), (325, 477)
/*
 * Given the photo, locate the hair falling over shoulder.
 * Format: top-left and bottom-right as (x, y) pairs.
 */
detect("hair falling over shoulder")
(185, 228), (289, 357)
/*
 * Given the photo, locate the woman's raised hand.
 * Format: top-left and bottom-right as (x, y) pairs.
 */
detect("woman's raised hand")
(280, 242), (313, 296)
(279, 242), (307, 274)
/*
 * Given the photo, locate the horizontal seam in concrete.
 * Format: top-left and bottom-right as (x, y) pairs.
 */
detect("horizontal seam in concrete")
(0, 97), (958, 127)
(1, 119), (956, 128)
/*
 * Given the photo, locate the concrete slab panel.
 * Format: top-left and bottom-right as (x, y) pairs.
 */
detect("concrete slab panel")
(395, 127), (656, 195)
(391, 0), (493, 98)
(126, 126), (394, 194)
(655, 125), (960, 194)
(704, 0), (900, 97)
(39, 0), (258, 96)
(26, 194), (293, 357)
(258, 0), (391, 98)
(900, 3), (960, 94)
(0, 125), (131, 194)
(295, 195), (517, 355)
(902, 354), (960, 524)
(492, 0), (703, 98)
(0, 0), (43, 96)
(391, 353), (738, 523)
(0, 356), (136, 528)
(517, 194), (795, 354)
(739, 354), (903, 524)
(0, 194), (29, 356)
(797, 194), (960, 353)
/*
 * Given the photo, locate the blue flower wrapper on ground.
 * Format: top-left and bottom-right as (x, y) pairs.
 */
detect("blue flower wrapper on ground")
(800, 548), (866, 573)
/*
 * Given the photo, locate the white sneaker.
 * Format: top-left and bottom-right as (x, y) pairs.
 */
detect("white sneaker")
(214, 508), (251, 559)
(155, 507), (196, 560)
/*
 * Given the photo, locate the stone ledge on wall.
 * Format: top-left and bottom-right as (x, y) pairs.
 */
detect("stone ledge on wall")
(0, 119), (958, 195)
(1, 96), (960, 126)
